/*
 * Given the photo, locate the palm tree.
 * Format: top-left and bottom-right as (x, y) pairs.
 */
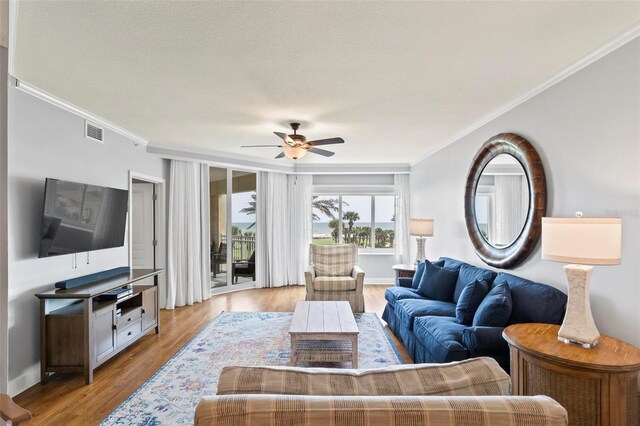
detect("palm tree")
(343, 211), (360, 243)
(375, 227), (384, 247)
(328, 219), (341, 243)
(312, 196), (340, 221)
(240, 194), (342, 225)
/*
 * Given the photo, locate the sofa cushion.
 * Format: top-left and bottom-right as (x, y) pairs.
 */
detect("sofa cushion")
(311, 244), (356, 277)
(456, 279), (489, 325)
(473, 283), (512, 327)
(395, 299), (457, 330)
(411, 261), (426, 289)
(438, 257), (466, 272)
(196, 395), (569, 426)
(452, 264), (497, 304)
(215, 357), (510, 397)
(492, 272), (567, 325)
(384, 287), (424, 308)
(413, 316), (468, 363)
(411, 259), (445, 289)
(313, 276), (356, 291)
(416, 260), (459, 301)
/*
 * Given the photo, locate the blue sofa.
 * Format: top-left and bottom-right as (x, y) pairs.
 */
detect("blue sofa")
(382, 257), (567, 371)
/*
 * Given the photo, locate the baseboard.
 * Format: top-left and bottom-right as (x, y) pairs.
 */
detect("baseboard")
(8, 364), (39, 397)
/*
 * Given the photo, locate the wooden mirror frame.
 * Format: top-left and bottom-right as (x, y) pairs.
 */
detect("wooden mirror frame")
(464, 133), (547, 269)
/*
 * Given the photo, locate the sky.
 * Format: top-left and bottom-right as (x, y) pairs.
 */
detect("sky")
(231, 193), (395, 224)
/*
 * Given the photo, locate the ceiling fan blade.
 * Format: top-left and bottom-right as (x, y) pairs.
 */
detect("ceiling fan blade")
(307, 147), (335, 157)
(274, 132), (295, 146)
(306, 137), (344, 146)
(241, 145), (282, 148)
(275, 152), (285, 159)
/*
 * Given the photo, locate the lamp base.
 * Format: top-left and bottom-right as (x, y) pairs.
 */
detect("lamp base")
(558, 264), (599, 349)
(415, 237), (426, 265)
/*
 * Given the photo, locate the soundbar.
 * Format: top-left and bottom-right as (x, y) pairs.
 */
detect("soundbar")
(55, 266), (131, 289)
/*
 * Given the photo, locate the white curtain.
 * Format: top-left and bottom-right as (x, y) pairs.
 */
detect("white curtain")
(166, 160), (211, 309)
(256, 172), (312, 288)
(394, 173), (411, 264)
(288, 174), (313, 282)
(494, 175), (525, 246)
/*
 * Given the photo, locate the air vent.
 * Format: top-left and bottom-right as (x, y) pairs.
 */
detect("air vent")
(85, 121), (104, 143)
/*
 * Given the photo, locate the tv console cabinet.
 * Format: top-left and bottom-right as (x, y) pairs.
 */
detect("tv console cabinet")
(36, 269), (163, 385)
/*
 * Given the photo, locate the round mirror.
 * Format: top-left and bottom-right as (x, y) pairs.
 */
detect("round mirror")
(474, 154), (530, 248)
(464, 133), (546, 269)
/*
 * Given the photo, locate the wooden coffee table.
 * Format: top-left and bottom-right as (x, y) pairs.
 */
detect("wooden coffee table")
(289, 301), (359, 367)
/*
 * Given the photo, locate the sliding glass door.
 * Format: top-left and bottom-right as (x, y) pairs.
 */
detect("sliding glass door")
(209, 167), (257, 291)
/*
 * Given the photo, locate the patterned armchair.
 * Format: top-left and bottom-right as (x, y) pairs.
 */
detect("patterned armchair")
(304, 244), (365, 313)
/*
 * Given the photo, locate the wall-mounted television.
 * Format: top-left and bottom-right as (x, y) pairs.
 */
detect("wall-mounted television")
(38, 178), (129, 258)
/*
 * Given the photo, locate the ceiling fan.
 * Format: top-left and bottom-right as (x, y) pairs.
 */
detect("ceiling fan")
(242, 123), (345, 160)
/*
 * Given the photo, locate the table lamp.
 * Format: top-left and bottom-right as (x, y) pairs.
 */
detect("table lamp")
(410, 219), (434, 264)
(541, 213), (621, 348)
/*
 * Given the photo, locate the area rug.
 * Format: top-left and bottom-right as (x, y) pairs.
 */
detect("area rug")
(102, 311), (403, 425)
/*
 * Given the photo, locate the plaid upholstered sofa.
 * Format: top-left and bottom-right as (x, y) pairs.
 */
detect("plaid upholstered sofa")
(195, 357), (568, 425)
(305, 244), (365, 313)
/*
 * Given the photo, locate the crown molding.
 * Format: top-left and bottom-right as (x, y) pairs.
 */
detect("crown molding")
(11, 78), (149, 146)
(146, 145), (296, 173)
(295, 163), (410, 175)
(147, 144), (410, 175)
(411, 22), (640, 166)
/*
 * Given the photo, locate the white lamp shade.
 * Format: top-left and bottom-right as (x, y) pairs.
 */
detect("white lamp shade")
(283, 145), (307, 159)
(410, 219), (434, 237)
(541, 217), (621, 265)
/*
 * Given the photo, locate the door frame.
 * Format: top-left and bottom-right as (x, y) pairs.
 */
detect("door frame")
(210, 166), (257, 294)
(128, 171), (167, 307)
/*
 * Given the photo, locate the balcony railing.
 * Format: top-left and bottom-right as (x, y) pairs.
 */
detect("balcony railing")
(221, 234), (256, 261)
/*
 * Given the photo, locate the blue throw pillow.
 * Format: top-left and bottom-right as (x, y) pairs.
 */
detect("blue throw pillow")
(456, 279), (489, 324)
(472, 282), (513, 327)
(411, 259), (445, 289)
(411, 261), (426, 289)
(416, 260), (459, 301)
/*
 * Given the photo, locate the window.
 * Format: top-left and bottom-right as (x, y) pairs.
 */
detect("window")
(312, 194), (395, 250)
(374, 195), (395, 248)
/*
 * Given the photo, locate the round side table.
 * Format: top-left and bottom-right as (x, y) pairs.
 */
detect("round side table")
(503, 323), (640, 426)
(392, 264), (416, 282)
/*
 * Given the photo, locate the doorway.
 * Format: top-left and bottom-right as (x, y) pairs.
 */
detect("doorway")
(209, 167), (257, 292)
(128, 171), (166, 305)
(131, 182), (155, 268)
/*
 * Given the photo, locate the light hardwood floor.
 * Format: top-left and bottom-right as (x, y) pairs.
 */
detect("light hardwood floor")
(15, 285), (408, 425)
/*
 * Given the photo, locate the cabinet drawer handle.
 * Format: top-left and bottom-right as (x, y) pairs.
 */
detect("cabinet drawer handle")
(142, 309), (146, 314)
(127, 331), (132, 336)
(127, 317), (132, 322)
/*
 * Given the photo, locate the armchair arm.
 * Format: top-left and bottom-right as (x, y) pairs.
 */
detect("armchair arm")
(351, 265), (365, 293)
(304, 265), (316, 294)
(0, 393), (32, 425)
(397, 277), (413, 288)
(462, 326), (509, 357)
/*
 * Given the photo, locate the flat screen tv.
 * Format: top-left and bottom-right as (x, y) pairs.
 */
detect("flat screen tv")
(38, 178), (129, 258)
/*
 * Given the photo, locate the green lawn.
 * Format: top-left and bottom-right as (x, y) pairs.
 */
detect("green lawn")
(312, 237), (336, 245)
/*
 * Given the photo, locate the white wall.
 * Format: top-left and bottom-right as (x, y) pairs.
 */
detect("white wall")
(7, 87), (168, 395)
(411, 39), (640, 347)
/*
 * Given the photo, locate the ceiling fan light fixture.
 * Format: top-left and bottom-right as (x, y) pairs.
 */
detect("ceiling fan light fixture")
(283, 144), (307, 160)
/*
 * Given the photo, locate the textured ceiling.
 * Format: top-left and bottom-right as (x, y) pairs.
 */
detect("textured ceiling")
(13, 1), (640, 164)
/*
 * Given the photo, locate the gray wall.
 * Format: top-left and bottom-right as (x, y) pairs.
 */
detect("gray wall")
(7, 87), (168, 395)
(411, 39), (640, 347)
